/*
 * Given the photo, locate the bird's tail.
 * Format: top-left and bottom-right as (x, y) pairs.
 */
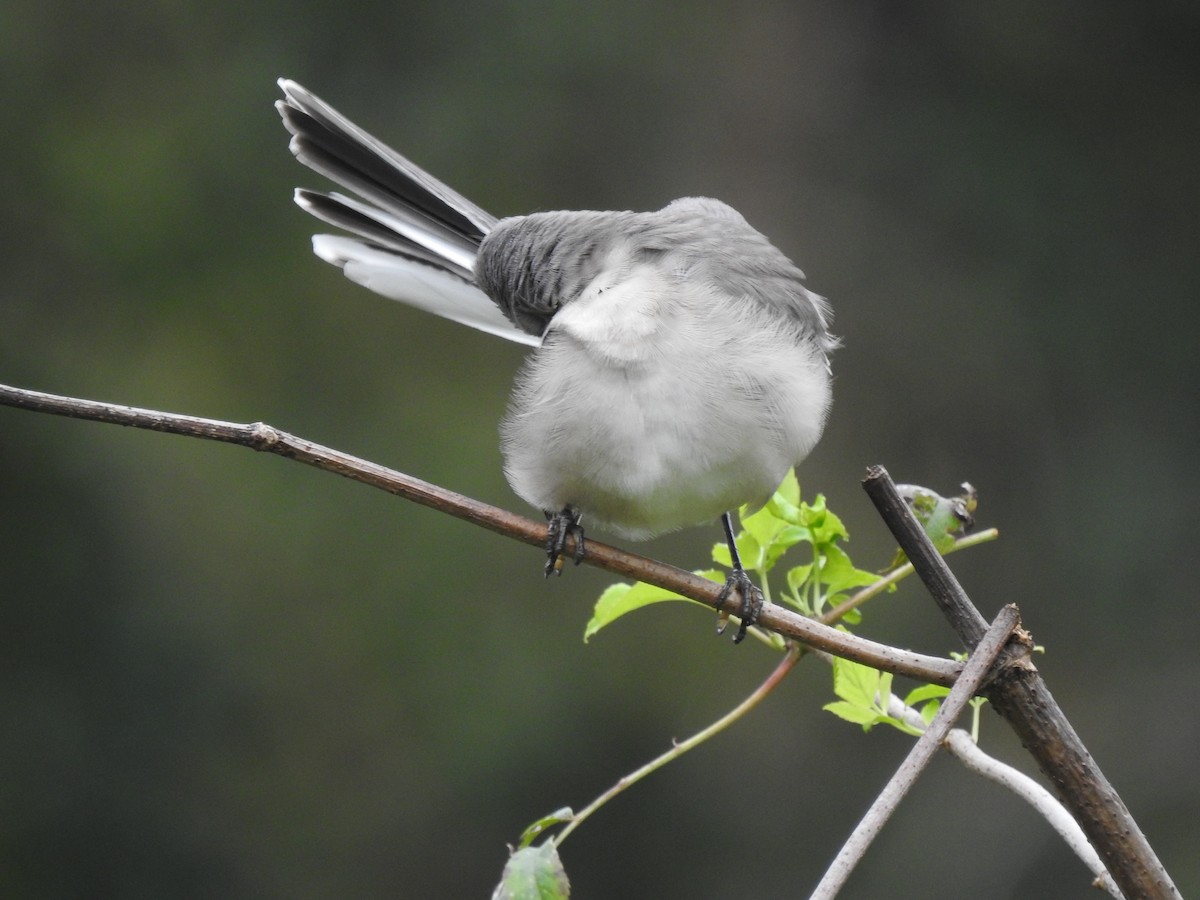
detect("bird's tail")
(277, 79), (538, 345)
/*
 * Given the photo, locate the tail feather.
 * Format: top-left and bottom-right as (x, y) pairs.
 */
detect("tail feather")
(295, 188), (475, 278)
(278, 78), (538, 345)
(312, 235), (538, 345)
(277, 79), (496, 239)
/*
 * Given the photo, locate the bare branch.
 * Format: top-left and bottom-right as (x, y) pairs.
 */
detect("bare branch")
(812, 604), (1020, 899)
(0, 382), (962, 684)
(862, 465), (1180, 899)
(882, 695), (1124, 897)
(943, 731), (1125, 898)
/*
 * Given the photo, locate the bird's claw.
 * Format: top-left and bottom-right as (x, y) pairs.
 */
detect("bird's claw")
(545, 507), (585, 577)
(715, 566), (763, 644)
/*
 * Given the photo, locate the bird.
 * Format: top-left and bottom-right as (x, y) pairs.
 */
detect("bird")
(276, 79), (836, 643)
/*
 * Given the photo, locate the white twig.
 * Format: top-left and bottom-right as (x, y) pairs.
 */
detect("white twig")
(885, 696), (1123, 897)
(943, 731), (1124, 897)
(811, 604), (1019, 898)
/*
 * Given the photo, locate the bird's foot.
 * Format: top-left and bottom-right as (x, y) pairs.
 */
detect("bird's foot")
(716, 566), (763, 644)
(545, 507), (585, 577)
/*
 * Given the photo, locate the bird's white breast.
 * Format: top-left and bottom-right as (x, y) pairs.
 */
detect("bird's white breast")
(500, 257), (831, 539)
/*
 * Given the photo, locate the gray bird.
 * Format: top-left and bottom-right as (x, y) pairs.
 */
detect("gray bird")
(276, 79), (836, 642)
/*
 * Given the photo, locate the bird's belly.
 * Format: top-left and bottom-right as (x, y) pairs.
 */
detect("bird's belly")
(542, 383), (771, 537)
(500, 335), (829, 540)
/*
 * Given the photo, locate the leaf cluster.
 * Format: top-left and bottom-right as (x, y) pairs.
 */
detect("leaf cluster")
(585, 472), (880, 641)
(823, 661), (956, 737)
(501, 475), (997, 897)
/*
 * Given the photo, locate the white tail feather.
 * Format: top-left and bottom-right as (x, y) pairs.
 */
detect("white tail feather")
(312, 236), (540, 346)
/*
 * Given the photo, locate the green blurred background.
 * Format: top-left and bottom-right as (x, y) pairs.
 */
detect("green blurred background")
(3, 2), (1198, 897)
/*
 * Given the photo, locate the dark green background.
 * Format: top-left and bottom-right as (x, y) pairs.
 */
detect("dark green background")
(3, 2), (1198, 897)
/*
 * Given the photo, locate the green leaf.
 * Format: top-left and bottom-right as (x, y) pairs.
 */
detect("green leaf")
(784, 562), (815, 611)
(877, 671), (894, 706)
(901, 685), (952, 731)
(517, 809), (574, 849)
(765, 492), (805, 526)
(819, 544), (880, 597)
(921, 701), (939, 726)
(763, 528), (811, 571)
(584, 580), (708, 641)
(878, 715), (925, 738)
(758, 470), (802, 518)
(807, 499), (850, 546)
(492, 842), (570, 900)
(740, 499), (789, 551)
(903, 684), (951, 707)
(825, 703), (923, 737)
(777, 469), (801, 506)
(822, 701), (884, 727)
(830, 657), (882, 708)
(771, 523), (815, 549)
(734, 531), (765, 571)
(826, 658), (926, 734)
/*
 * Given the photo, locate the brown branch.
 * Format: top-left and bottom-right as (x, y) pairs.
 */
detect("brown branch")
(0, 382), (961, 685)
(862, 465), (1180, 900)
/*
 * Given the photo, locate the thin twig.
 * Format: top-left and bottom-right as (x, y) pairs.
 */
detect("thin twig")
(879, 698), (1124, 897)
(819, 528), (999, 626)
(555, 513), (994, 850)
(862, 465), (1180, 900)
(555, 642), (802, 846)
(811, 604), (1021, 899)
(0, 382), (962, 684)
(942, 731), (1124, 898)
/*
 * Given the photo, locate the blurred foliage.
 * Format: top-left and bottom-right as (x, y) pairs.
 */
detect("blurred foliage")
(3, 1), (1199, 897)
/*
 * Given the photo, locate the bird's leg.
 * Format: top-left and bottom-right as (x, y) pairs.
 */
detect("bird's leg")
(544, 506), (585, 577)
(715, 511), (763, 644)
